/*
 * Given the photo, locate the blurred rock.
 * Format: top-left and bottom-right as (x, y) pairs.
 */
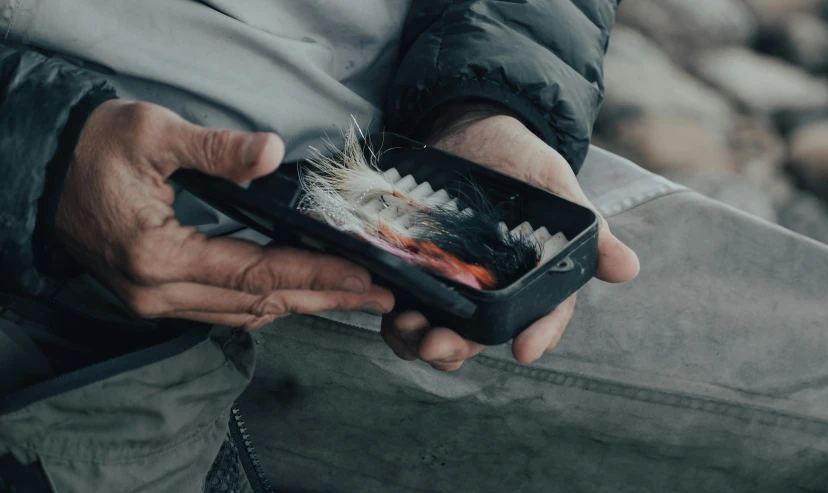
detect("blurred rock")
(728, 117), (795, 208)
(765, 174), (800, 207)
(756, 12), (828, 73)
(777, 190), (828, 244)
(694, 47), (828, 113)
(664, 171), (779, 223)
(790, 121), (828, 199)
(616, 0), (756, 58)
(601, 28), (736, 135)
(774, 106), (828, 136)
(598, 2), (828, 242)
(598, 114), (736, 175)
(729, 118), (788, 194)
(743, 0), (827, 26)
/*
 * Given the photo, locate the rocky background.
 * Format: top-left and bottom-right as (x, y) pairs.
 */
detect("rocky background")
(596, 0), (828, 243)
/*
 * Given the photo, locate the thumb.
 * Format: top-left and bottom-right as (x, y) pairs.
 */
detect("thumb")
(174, 123), (285, 184)
(547, 171), (640, 284)
(595, 220), (641, 283)
(542, 164), (640, 284)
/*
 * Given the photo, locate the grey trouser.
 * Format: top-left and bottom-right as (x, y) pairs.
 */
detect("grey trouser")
(238, 147), (828, 492)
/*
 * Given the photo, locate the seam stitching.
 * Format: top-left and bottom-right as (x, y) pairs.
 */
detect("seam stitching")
(22, 413), (227, 465)
(291, 315), (828, 436)
(434, 2), (448, 82)
(473, 355), (828, 436)
(602, 188), (692, 219)
(3, 0), (20, 40)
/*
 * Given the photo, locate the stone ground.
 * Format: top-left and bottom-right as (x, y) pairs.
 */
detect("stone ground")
(596, 0), (828, 242)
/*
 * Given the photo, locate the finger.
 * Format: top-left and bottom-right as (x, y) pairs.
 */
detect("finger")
(171, 285), (392, 318)
(168, 119), (285, 183)
(122, 226), (375, 292)
(512, 294), (577, 364)
(115, 281), (259, 318)
(185, 241), (375, 294)
(129, 286), (393, 329)
(381, 310), (430, 356)
(418, 327), (487, 366)
(380, 313), (419, 360)
(114, 279), (392, 318)
(270, 286), (395, 316)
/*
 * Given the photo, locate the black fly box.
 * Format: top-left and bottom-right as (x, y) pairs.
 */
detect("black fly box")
(172, 132), (599, 345)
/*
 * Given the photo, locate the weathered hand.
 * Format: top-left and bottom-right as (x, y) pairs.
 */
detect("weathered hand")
(56, 100), (394, 330)
(382, 107), (639, 370)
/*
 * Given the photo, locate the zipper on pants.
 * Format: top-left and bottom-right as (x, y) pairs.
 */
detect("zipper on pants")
(230, 402), (275, 493)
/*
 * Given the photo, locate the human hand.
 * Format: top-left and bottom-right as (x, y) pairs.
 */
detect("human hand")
(55, 100), (394, 330)
(381, 104), (639, 370)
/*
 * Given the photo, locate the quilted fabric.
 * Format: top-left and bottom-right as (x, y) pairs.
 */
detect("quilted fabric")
(387, 0), (621, 173)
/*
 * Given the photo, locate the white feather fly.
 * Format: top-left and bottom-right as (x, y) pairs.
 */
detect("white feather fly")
(299, 120), (433, 239)
(296, 119), (569, 290)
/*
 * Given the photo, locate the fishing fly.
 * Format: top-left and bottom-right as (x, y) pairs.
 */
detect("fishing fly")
(298, 120), (569, 290)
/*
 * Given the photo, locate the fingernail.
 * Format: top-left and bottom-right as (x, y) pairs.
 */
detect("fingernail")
(341, 275), (366, 293)
(361, 302), (387, 315)
(431, 361), (462, 372)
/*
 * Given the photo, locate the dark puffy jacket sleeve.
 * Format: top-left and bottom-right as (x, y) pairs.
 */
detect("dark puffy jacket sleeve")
(386, 0), (620, 173)
(0, 44), (116, 294)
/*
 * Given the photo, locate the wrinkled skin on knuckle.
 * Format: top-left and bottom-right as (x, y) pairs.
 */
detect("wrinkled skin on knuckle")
(273, 248), (332, 290)
(291, 251), (331, 290)
(238, 259), (279, 294)
(250, 294), (289, 318)
(133, 202), (174, 230)
(199, 129), (234, 172)
(241, 248), (333, 293)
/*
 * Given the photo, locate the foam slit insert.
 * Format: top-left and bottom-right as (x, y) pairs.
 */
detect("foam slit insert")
(365, 167), (571, 265)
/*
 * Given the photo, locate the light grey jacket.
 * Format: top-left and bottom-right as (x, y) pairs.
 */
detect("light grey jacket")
(3, 1), (828, 492)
